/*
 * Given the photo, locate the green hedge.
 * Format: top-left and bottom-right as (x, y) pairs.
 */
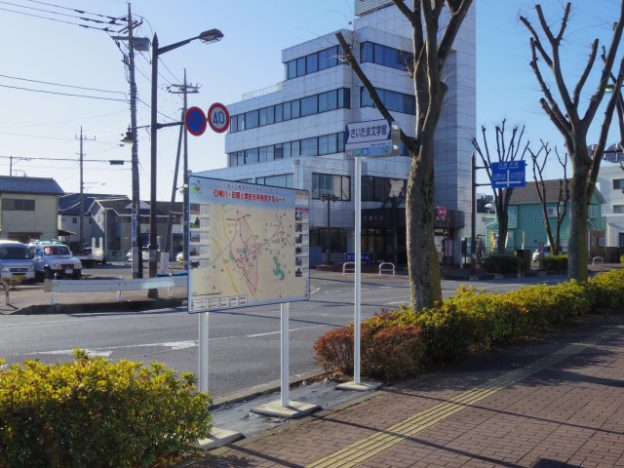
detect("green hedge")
(314, 270), (624, 380)
(482, 255), (529, 274)
(620, 254), (624, 267)
(542, 255), (568, 271)
(0, 350), (211, 467)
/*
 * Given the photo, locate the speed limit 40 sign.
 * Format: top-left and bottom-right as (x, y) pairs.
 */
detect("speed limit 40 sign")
(207, 102), (230, 133)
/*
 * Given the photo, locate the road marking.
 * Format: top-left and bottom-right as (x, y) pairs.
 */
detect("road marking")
(385, 301), (405, 305)
(246, 326), (312, 338)
(308, 327), (621, 468)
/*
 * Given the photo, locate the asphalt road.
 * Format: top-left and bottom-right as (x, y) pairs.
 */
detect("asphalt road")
(0, 272), (567, 399)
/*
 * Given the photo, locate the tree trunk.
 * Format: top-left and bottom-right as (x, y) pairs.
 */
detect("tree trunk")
(405, 142), (441, 310)
(568, 164), (589, 280)
(496, 218), (508, 256)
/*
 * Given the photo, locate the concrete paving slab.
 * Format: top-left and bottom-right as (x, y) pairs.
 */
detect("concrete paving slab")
(250, 399), (320, 419)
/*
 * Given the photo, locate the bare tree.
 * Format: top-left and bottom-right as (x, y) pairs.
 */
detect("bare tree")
(529, 141), (570, 255)
(472, 120), (530, 255)
(337, 0), (473, 310)
(520, 2), (624, 281)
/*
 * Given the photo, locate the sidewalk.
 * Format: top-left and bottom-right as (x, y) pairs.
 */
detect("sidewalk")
(189, 313), (624, 467)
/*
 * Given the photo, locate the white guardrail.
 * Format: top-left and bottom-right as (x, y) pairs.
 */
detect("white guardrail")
(44, 276), (186, 305)
(342, 261), (355, 274)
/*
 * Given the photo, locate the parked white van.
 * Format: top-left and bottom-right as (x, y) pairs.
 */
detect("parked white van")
(0, 241), (35, 282)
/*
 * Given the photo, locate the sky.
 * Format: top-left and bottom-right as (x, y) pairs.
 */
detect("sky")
(1, 0), (623, 201)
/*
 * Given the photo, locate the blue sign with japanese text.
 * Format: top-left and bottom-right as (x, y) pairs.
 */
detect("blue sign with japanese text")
(491, 160), (527, 189)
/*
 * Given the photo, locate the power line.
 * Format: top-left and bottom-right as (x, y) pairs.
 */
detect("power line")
(0, 155), (129, 163)
(0, 73), (125, 95)
(25, 0), (120, 22)
(0, 83), (127, 102)
(0, 1), (118, 25)
(0, 6), (120, 31)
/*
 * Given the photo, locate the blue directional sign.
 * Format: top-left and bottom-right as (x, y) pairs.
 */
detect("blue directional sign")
(491, 160), (527, 189)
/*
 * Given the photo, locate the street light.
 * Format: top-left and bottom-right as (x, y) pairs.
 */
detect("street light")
(148, 28), (223, 294)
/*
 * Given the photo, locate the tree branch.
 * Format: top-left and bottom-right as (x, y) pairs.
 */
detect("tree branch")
(573, 39), (599, 107)
(335, 31), (417, 153)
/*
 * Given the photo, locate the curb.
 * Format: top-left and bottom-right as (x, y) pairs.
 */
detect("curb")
(211, 370), (331, 410)
(11, 298), (185, 315)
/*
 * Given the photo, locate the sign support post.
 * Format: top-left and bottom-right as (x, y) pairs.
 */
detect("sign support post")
(199, 312), (209, 393)
(354, 156), (362, 385)
(339, 120), (395, 392)
(280, 302), (290, 407)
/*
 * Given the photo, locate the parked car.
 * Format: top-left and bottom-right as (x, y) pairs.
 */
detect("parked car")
(29, 240), (82, 280)
(0, 241), (35, 282)
(126, 248), (150, 263)
(531, 245), (551, 263)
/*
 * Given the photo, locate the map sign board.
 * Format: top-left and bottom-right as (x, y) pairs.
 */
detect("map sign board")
(491, 160), (527, 189)
(345, 119), (401, 158)
(187, 176), (310, 313)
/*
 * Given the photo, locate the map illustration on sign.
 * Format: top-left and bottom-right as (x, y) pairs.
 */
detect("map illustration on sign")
(187, 176), (310, 313)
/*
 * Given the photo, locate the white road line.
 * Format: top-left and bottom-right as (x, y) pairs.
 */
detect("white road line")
(25, 327), (322, 358)
(385, 301), (406, 305)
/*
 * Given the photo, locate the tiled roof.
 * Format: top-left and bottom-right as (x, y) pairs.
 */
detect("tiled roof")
(509, 179), (605, 205)
(95, 198), (183, 216)
(58, 193), (125, 215)
(0, 176), (63, 195)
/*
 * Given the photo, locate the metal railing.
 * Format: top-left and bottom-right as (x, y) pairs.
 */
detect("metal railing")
(378, 262), (395, 276)
(44, 276), (186, 304)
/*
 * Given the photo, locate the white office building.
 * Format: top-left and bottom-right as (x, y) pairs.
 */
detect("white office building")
(197, 0), (476, 266)
(597, 161), (624, 249)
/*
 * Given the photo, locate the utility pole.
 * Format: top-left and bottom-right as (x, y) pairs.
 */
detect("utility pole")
(127, 4), (143, 278)
(167, 70), (199, 267)
(76, 127), (95, 254)
(113, 4), (147, 278)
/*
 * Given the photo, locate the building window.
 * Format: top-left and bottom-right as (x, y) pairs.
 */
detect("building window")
(256, 173), (293, 188)
(285, 46), (341, 80)
(72, 217), (77, 224)
(613, 179), (624, 190)
(229, 88), (350, 133)
(588, 204), (598, 219)
(300, 95), (318, 117)
(312, 173), (350, 200)
(228, 131), (344, 167)
(360, 87), (415, 115)
(362, 177), (403, 202)
(360, 41), (413, 71)
(3, 198), (35, 211)
(613, 204), (624, 214)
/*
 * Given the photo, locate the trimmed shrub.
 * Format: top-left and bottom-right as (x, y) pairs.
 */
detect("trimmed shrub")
(314, 327), (353, 375)
(620, 254), (624, 266)
(482, 255), (529, 274)
(589, 269), (624, 310)
(542, 255), (568, 271)
(0, 350), (211, 468)
(365, 325), (424, 382)
(313, 270), (624, 384)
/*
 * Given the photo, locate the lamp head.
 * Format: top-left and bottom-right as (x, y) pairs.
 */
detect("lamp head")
(199, 28), (224, 43)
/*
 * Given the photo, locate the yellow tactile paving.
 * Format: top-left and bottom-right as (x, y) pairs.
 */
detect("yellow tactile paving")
(308, 327), (620, 468)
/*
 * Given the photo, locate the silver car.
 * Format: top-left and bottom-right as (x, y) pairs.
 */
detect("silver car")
(29, 241), (82, 280)
(0, 241), (35, 282)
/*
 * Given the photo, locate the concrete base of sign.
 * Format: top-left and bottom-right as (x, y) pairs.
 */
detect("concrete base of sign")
(336, 381), (381, 392)
(197, 427), (244, 450)
(251, 400), (320, 419)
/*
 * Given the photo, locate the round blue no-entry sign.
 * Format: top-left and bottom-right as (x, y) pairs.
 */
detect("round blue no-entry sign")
(185, 106), (207, 136)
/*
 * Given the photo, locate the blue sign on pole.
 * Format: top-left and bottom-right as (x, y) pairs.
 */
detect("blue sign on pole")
(491, 160), (527, 189)
(184, 106), (207, 137)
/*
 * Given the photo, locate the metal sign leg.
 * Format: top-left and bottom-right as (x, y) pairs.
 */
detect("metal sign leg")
(280, 302), (290, 407)
(199, 312), (209, 393)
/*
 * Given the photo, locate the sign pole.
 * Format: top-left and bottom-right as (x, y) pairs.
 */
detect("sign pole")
(280, 302), (290, 407)
(199, 312), (209, 393)
(354, 157), (362, 385)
